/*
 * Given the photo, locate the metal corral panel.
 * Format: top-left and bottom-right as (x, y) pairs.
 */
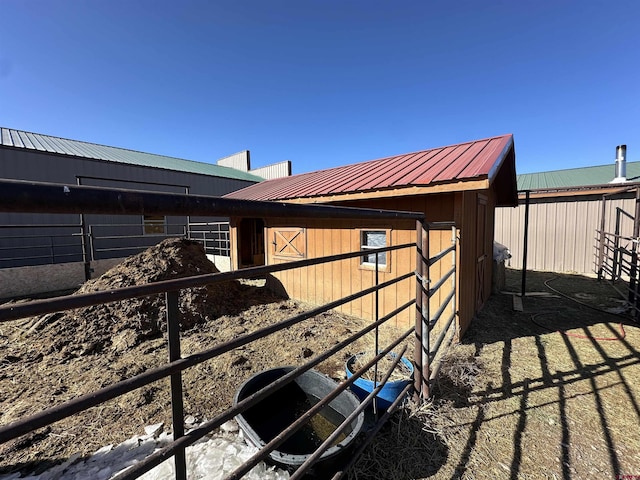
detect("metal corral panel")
(0, 128), (262, 182)
(495, 193), (637, 275)
(226, 135), (514, 201)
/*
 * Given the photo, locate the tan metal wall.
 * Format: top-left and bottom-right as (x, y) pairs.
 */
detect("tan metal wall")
(495, 193), (637, 275)
(216, 151), (291, 180)
(250, 161), (291, 180)
(216, 151), (250, 171)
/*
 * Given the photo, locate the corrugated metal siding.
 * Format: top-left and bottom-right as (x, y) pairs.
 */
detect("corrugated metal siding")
(216, 151), (250, 172)
(226, 135), (514, 201)
(495, 194), (637, 275)
(0, 148), (255, 196)
(0, 128), (262, 182)
(0, 148), (258, 267)
(250, 161), (291, 180)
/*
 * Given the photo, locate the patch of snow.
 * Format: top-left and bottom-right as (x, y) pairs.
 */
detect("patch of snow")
(0, 422), (289, 480)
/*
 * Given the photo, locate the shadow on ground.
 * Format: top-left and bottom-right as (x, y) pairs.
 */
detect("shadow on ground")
(354, 269), (640, 479)
(451, 269), (640, 479)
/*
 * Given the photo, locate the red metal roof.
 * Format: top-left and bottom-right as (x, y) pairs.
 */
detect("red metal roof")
(225, 134), (514, 201)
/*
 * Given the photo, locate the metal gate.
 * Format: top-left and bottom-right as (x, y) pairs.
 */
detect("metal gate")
(0, 179), (458, 479)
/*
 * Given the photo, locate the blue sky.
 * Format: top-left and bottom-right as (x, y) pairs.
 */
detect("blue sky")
(1, 1), (638, 175)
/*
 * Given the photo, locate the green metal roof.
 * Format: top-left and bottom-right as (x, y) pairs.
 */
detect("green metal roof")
(0, 127), (263, 182)
(518, 161), (640, 190)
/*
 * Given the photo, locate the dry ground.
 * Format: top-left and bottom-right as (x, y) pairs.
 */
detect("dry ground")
(352, 269), (640, 479)
(0, 239), (411, 477)
(1, 260), (639, 479)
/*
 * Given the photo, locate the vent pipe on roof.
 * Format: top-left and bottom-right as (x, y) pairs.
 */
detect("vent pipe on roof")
(610, 144), (627, 184)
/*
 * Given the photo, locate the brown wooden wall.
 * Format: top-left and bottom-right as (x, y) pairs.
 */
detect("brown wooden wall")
(265, 217), (423, 327)
(339, 191), (494, 336)
(229, 188), (497, 338)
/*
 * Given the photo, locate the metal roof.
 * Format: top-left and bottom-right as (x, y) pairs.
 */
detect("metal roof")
(225, 134), (514, 201)
(0, 127), (263, 182)
(517, 161), (640, 190)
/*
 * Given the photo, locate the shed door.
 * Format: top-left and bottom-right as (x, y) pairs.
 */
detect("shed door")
(272, 228), (307, 259)
(238, 218), (265, 267)
(476, 195), (488, 310)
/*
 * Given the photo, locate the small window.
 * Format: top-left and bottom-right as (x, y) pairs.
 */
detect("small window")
(361, 230), (387, 267)
(143, 215), (166, 235)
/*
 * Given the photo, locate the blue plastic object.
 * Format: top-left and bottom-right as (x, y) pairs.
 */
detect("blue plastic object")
(346, 353), (414, 409)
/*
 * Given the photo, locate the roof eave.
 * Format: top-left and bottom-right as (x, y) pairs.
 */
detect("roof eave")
(268, 178), (492, 204)
(487, 135), (515, 184)
(488, 136), (518, 207)
(518, 181), (640, 199)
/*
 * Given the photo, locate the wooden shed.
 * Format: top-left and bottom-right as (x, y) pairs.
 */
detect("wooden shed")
(225, 135), (517, 337)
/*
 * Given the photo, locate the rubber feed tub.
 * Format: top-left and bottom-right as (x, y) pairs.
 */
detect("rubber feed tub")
(234, 367), (364, 471)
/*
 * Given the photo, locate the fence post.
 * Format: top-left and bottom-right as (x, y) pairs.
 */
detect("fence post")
(628, 248), (640, 321)
(76, 178), (92, 281)
(413, 220), (429, 400)
(166, 290), (187, 480)
(521, 190), (530, 297)
(451, 226), (457, 335)
(613, 208), (622, 280)
(49, 236), (55, 264)
(373, 252), (380, 414)
(597, 195), (607, 281)
(423, 223), (430, 395)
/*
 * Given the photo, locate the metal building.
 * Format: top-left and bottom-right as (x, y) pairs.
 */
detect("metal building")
(495, 147), (640, 276)
(0, 127), (273, 298)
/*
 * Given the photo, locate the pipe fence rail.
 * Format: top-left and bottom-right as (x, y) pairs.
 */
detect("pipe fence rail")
(0, 224), (84, 267)
(595, 229), (640, 320)
(0, 179), (458, 479)
(414, 222), (458, 399)
(595, 186), (640, 321)
(0, 222), (231, 268)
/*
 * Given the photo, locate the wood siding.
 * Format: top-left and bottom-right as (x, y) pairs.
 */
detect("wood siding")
(230, 188), (498, 338)
(262, 217), (420, 327)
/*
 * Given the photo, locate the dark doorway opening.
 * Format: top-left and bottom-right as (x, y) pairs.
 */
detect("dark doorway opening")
(238, 218), (265, 267)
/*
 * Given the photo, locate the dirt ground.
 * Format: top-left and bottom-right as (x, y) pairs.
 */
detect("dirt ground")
(352, 268), (640, 479)
(0, 239), (410, 477)
(2, 242), (639, 479)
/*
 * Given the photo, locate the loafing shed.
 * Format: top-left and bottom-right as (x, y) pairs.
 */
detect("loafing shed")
(225, 135), (518, 337)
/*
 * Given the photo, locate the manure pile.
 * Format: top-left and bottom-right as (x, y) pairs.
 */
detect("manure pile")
(21, 237), (244, 359)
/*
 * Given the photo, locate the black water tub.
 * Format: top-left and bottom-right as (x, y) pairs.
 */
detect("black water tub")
(234, 367), (364, 470)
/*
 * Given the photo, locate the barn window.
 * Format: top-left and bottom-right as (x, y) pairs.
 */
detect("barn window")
(360, 230), (388, 268)
(143, 215), (166, 235)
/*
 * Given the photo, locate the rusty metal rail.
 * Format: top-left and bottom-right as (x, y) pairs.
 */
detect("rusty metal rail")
(0, 179), (456, 479)
(0, 179), (424, 220)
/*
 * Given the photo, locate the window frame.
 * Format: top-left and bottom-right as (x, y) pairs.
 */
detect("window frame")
(358, 228), (392, 272)
(143, 215), (166, 235)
